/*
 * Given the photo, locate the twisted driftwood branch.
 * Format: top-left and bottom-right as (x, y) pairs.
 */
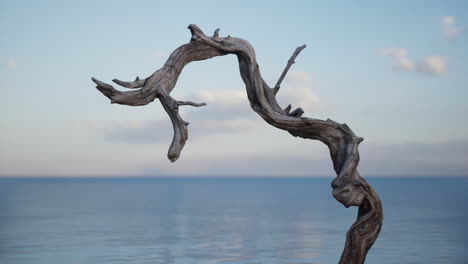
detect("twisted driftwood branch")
(92, 25), (383, 264)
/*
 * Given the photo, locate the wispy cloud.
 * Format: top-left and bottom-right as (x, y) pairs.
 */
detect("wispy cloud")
(378, 48), (415, 72)
(442, 16), (463, 40)
(101, 117), (261, 144)
(136, 140), (468, 177)
(417, 56), (447, 75)
(280, 71), (320, 112)
(99, 89), (261, 144)
(379, 48), (447, 76)
(6, 58), (16, 69)
(100, 71), (320, 144)
(192, 71), (320, 116)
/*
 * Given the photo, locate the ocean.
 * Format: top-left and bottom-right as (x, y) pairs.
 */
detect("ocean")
(0, 177), (467, 264)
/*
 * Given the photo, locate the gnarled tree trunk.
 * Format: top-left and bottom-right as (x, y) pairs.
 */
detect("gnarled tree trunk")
(92, 25), (383, 264)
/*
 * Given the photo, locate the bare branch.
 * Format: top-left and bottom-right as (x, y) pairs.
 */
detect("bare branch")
(273, 44), (307, 95)
(283, 104), (292, 114)
(112, 76), (146, 88)
(213, 28), (220, 38)
(157, 90), (190, 162)
(92, 77), (119, 103)
(92, 77), (157, 106)
(289, 107), (304, 117)
(177, 101), (207, 107)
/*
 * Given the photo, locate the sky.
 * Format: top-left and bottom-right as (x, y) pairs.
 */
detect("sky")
(1, 0), (467, 177)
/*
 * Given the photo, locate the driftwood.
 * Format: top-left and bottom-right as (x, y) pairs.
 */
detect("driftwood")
(92, 25), (383, 264)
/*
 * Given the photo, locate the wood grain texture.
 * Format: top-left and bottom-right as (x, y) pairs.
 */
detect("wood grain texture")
(93, 25), (383, 264)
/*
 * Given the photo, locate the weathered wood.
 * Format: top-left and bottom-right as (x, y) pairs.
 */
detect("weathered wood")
(273, 44), (307, 95)
(92, 25), (383, 264)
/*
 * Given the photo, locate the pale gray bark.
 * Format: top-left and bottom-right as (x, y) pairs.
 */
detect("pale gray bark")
(93, 25), (383, 264)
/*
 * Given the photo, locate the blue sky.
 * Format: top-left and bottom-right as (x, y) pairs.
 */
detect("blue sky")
(1, 0), (467, 177)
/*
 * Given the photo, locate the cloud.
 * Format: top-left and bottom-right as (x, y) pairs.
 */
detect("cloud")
(378, 48), (414, 71)
(103, 119), (172, 144)
(102, 115), (261, 144)
(417, 56), (447, 75)
(379, 48), (447, 76)
(100, 70), (320, 144)
(280, 71), (320, 112)
(3, 134), (467, 177)
(190, 89), (251, 119)
(186, 70), (319, 118)
(360, 140), (468, 176)
(190, 73), (320, 117)
(137, 140), (468, 177)
(442, 16), (463, 40)
(6, 58), (16, 69)
(99, 89), (259, 144)
(196, 90), (247, 105)
(284, 70), (313, 85)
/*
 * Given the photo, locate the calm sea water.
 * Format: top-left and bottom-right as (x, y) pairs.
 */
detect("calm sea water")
(0, 177), (467, 264)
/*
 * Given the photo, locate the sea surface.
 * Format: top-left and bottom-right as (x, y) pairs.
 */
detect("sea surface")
(0, 177), (467, 264)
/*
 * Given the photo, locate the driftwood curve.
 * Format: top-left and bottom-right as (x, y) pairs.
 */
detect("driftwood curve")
(92, 25), (383, 264)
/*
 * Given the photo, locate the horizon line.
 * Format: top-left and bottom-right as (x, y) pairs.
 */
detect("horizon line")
(1, 175), (467, 179)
